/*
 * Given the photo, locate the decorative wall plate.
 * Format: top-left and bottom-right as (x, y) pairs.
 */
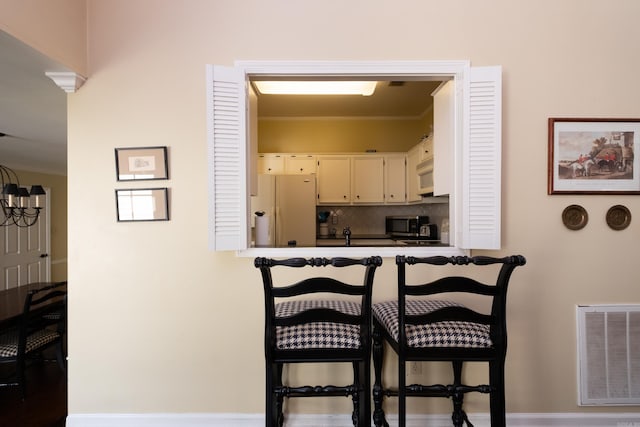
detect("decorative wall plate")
(606, 205), (631, 230)
(562, 204), (588, 230)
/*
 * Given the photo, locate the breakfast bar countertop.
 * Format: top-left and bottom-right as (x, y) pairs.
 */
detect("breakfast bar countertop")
(316, 234), (400, 247)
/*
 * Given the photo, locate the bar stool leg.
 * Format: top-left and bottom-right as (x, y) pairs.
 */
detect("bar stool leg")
(372, 324), (388, 427)
(451, 360), (465, 427)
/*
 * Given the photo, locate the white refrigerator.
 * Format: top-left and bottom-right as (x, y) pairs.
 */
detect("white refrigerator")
(251, 174), (316, 247)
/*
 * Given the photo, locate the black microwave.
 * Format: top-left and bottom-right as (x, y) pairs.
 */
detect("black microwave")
(385, 215), (430, 237)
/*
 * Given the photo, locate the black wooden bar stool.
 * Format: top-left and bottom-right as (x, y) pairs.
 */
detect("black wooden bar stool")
(255, 256), (382, 426)
(372, 255), (526, 427)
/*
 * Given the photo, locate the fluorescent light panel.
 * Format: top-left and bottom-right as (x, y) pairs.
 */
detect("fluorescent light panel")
(254, 81), (377, 96)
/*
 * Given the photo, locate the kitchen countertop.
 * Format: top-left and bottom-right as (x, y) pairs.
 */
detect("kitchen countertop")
(317, 233), (391, 239)
(316, 234), (446, 247)
(316, 234), (391, 247)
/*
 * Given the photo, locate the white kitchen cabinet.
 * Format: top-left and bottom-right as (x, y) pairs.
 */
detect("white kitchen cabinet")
(406, 144), (422, 202)
(384, 155), (406, 203)
(257, 154), (284, 174)
(433, 80), (454, 195)
(285, 154), (316, 175)
(317, 156), (351, 204)
(259, 152), (415, 205)
(419, 135), (433, 162)
(352, 156), (384, 204)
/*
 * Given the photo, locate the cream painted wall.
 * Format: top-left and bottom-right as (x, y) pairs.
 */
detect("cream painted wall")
(14, 170), (68, 281)
(52, 0), (640, 418)
(259, 117), (426, 153)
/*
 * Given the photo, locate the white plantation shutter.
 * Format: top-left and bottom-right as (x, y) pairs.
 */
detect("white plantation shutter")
(206, 65), (248, 251)
(461, 66), (502, 250)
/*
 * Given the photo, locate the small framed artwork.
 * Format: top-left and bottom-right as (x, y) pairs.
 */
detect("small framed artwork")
(116, 188), (169, 222)
(115, 146), (168, 181)
(548, 118), (640, 194)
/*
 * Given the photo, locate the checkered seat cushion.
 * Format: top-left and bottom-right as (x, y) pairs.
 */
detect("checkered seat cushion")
(275, 300), (362, 350)
(0, 329), (61, 358)
(373, 299), (493, 348)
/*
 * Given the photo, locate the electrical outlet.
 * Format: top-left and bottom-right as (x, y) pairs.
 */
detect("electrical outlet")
(409, 362), (422, 376)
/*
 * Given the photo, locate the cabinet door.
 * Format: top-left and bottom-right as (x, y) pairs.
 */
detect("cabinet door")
(257, 154), (284, 174)
(317, 156), (351, 204)
(285, 155), (316, 175)
(406, 145), (422, 202)
(352, 156), (384, 204)
(385, 155), (406, 203)
(433, 80), (453, 195)
(420, 135), (433, 161)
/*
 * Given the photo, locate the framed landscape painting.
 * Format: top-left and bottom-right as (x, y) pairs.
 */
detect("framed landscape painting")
(548, 118), (640, 194)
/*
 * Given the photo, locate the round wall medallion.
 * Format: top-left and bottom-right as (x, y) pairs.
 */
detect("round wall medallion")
(606, 205), (631, 230)
(562, 204), (588, 230)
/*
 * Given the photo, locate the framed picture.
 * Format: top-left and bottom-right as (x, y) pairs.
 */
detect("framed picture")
(115, 146), (168, 181)
(116, 188), (169, 222)
(548, 118), (640, 194)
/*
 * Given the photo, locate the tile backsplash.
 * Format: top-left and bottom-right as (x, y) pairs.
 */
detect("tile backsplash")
(316, 198), (449, 236)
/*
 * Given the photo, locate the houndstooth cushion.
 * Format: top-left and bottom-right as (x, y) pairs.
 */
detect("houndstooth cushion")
(0, 329), (61, 358)
(275, 300), (362, 350)
(373, 299), (492, 348)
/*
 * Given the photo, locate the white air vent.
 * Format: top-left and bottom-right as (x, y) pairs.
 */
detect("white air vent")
(577, 305), (640, 405)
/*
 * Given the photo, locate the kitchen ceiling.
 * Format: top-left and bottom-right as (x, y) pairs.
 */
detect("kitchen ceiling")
(256, 80), (443, 118)
(0, 31), (70, 175)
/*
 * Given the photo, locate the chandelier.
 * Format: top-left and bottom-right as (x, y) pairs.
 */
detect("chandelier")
(0, 164), (45, 227)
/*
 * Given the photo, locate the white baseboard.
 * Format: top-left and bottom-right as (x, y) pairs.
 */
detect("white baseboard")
(65, 412), (640, 427)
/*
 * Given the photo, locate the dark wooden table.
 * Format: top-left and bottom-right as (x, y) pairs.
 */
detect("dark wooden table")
(0, 282), (66, 328)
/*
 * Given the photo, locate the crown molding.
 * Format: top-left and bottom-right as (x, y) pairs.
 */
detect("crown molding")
(45, 71), (86, 93)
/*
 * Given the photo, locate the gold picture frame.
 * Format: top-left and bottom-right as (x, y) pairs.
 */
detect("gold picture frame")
(548, 118), (640, 194)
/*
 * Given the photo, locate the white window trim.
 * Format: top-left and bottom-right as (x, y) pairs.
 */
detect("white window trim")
(206, 60), (501, 257)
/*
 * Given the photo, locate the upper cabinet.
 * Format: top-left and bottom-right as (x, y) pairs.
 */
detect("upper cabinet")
(316, 156), (351, 204)
(406, 144), (422, 203)
(258, 154), (317, 175)
(284, 154), (316, 175)
(315, 154), (403, 205)
(432, 80), (454, 196)
(352, 156), (384, 204)
(257, 154), (284, 174)
(385, 154), (406, 203)
(419, 134), (433, 162)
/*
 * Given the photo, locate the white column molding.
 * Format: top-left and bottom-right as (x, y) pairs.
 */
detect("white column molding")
(45, 71), (86, 93)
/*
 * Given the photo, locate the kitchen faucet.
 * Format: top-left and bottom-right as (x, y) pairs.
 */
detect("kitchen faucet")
(343, 226), (351, 246)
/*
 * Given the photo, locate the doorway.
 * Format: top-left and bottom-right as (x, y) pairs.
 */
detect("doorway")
(0, 192), (51, 289)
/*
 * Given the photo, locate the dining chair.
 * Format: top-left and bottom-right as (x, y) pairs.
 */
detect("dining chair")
(255, 256), (383, 427)
(372, 255), (526, 427)
(0, 283), (67, 398)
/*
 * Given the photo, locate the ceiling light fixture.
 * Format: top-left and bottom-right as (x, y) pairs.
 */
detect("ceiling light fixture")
(0, 165), (45, 227)
(254, 81), (377, 96)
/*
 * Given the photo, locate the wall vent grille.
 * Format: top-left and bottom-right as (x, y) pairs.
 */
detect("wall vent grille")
(577, 305), (640, 405)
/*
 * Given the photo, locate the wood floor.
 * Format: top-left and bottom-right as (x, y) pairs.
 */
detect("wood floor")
(0, 357), (67, 427)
